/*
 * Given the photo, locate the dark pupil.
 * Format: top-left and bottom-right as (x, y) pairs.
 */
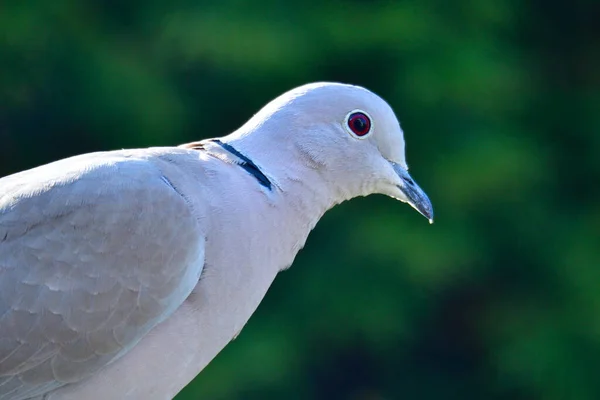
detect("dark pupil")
(352, 117), (367, 132)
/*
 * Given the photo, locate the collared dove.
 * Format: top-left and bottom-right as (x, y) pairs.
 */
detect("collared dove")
(0, 82), (433, 399)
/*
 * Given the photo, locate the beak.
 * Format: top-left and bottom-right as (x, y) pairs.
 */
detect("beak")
(392, 163), (434, 224)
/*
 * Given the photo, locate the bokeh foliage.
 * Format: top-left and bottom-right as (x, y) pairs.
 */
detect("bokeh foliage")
(0, 0), (598, 399)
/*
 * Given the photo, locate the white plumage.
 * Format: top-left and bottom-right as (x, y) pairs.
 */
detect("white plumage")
(0, 82), (433, 399)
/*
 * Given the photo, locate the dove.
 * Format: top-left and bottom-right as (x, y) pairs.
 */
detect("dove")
(0, 82), (433, 399)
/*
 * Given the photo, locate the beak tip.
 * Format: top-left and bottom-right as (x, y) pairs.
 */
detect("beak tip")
(412, 203), (433, 224)
(417, 203), (434, 224)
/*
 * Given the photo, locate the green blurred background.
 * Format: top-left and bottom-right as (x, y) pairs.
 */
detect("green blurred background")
(0, 1), (598, 399)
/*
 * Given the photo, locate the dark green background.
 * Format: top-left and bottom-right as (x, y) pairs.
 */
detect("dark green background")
(1, 1), (598, 399)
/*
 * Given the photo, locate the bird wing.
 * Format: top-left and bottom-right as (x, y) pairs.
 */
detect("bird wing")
(0, 151), (206, 400)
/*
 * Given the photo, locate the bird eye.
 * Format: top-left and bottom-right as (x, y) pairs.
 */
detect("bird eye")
(345, 111), (372, 138)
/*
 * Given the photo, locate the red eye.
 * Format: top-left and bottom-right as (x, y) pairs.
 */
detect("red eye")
(347, 111), (372, 137)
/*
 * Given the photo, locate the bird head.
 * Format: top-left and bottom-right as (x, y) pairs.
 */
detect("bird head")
(227, 82), (433, 223)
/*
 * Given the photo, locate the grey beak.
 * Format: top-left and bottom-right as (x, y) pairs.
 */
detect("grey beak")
(392, 163), (434, 223)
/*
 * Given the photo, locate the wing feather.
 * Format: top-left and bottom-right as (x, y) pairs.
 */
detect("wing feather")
(0, 151), (205, 399)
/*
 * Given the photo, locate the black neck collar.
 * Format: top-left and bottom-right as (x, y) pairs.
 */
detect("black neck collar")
(210, 139), (272, 191)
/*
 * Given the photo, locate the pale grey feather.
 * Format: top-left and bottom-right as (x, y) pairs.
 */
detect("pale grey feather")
(0, 151), (205, 399)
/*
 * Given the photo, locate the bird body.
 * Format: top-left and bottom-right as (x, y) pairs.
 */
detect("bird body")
(0, 82), (433, 399)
